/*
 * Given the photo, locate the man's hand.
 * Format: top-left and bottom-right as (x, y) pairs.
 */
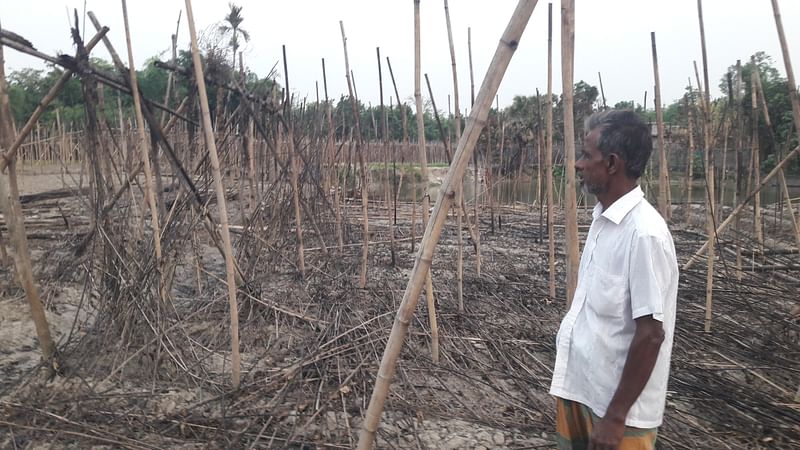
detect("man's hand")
(588, 414), (625, 450)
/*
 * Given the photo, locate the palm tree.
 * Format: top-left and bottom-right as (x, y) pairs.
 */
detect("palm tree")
(219, 3), (250, 71)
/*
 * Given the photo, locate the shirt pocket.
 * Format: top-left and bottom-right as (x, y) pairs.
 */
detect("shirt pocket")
(586, 268), (627, 318)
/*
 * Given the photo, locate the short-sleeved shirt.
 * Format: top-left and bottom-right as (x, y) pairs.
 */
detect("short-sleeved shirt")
(549, 186), (678, 429)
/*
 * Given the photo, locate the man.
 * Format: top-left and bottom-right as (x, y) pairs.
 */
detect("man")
(549, 110), (678, 450)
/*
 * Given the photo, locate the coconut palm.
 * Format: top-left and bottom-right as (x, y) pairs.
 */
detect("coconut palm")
(218, 2), (250, 71)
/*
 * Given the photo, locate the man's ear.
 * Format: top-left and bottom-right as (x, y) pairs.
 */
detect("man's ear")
(607, 153), (620, 175)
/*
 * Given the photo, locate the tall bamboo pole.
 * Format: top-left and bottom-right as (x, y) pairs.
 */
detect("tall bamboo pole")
(413, 1), (439, 363)
(121, 0), (162, 265)
(0, 40), (58, 371)
(561, 0), (579, 307)
(184, 0), (241, 388)
(386, 57), (414, 253)
(770, 0), (800, 137)
(357, 4), (538, 448)
(377, 47), (396, 266)
(685, 93), (696, 225)
(283, 46), (305, 278)
(598, 71), (607, 110)
(696, 0), (717, 333)
(546, 2), (556, 301)
(340, 21), (370, 289)
(468, 26), (481, 276)
(750, 70), (764, 252)
(444, 0), (465, 313)
(322, 58), (345, 252)
(651, 32), (670, 220)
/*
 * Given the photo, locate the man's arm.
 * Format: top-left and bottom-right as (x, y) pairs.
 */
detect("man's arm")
(588, 315), (665, 450)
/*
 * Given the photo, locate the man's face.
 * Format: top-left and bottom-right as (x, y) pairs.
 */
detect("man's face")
(576, 128), (611, 196)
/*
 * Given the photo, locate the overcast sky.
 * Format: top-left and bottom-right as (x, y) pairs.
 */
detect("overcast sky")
(2, 1), (799, 112)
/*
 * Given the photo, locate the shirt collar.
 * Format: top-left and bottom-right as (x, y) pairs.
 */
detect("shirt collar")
(592, 186), (644, 224)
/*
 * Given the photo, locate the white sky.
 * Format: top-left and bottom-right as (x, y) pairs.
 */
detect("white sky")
(2, 0), (799, 112)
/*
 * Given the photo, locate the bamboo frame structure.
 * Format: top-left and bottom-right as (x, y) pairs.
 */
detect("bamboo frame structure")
(356, 2), (538, 447)
(561, 0), (579, 307)
(184, 0), (241, 388)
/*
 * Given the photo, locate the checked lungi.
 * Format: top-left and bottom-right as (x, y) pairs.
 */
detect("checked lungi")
(556, 397), (658, 449)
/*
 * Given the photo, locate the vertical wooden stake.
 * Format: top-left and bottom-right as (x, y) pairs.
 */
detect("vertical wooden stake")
(283, 46), (306, 278)
(468, 26), (482, 276)
(685, 92), (696, 225)
(750, 69), (764, 252)
(561, 0), (579, 307)
(184, 0), (241, 388)
(377, 47), (396, 266)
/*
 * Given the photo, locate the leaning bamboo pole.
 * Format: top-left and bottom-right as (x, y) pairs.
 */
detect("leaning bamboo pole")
(356, 4), (538, 448)
(444, 0), (464, 313)
(385, 57), (415, 253)
(0, 40), (58, 371)
(322, 58), (345, 253)
(339, 21), (370, 289)
(752, 51), (800, 247)
(546, 2), (556, 301)
(651, 32), (670, 220)
(184, 0), (241, 388)
(561, 0), (579, 307)
(770, 0), (800, 138)
(122, 0), (162, 266)
(413, 0), (439, 363)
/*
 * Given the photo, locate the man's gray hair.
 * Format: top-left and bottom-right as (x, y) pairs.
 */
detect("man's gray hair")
(584, 110), (653, 179)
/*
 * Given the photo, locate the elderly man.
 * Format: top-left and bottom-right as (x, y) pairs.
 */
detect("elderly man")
(549, 110), (679, 450)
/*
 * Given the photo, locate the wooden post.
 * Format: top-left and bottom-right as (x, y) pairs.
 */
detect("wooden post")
(386, 57), (414, 253)
(685, 93), (696, 225)
(340, 21), (371, 290)
(561, 0), (579, 307)
(184, 0), (241, 388)
(546, 2), (556, 301)
(0, 39), (58, 371)
(356, 3), (538, 448)
(322, 58), (344, 253)
(412, 1), (439, 363)
(598, 71), (607, 110)
(651, 32), (670, 220)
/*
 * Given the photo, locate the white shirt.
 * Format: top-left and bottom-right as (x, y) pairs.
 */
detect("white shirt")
(549, 186), (678, 429)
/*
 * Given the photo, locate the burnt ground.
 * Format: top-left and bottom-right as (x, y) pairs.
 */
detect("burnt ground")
(1, 167), (799, 449)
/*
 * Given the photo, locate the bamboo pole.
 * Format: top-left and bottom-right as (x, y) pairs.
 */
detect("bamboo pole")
(444, 0), (465, 313)
(377, 47), (396, 266)
(598, 71), (607, 110)
(0, 39), (58, 371)
(685, 93), (696, 225)
(752, 54), (800, 246)
(340, 21), (371, 289)
(385, 57), (415, 253)
(697, 0), (717, 333)
(468, 26), (481, 276)
(184, 0), (241, 388)
(770, 0), (800, 137)
(412, 1), (439, 364)
(322, 58), (344, 253)
(357, 3), (538, 448)
(750, 70), (764, 252)
(561, 0), (579, 307)
(282, 46), (305, 278)
(651, 32), (670, 220)
(122, 0), (162, 268)
(546, 2), (556, 301)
